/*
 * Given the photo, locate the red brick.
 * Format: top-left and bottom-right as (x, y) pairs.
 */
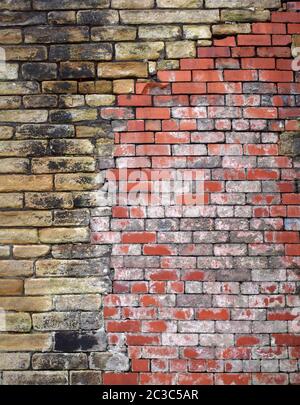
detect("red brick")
(272, 34), (292, 46)
(208, 144), (242, 155)
(136, 108), (170, 120)
(276, 59), (292, 70)
(253, 373), (288, 385)
(207, 82), (242, 94)
(136, 82), (169, 95)
(272, 12), (300, 22)
(118, 95), (152, 106)
(155, 132), (190, 144)
(257, 46), (291, 57)
(214, 36), (236, 46)
(215, 58), (240, 69)
(193, 70), (223, 82)
(101, 107), (133, 120)
(247, 169), (279, 180)
(153, 95), (189, 107)
(180, 58), (214, 70)
(157, 70), (191, 82)
(265, 231), (299, 243)
(132, 359), (149, 372)
(242, 58), (275, 69)
(103, 373), (139, 385)
(278, 83), (300, 94)
(288, 206), (300, 217)
(285, 244), (300, 255)
(143, 245), (175, 256)
(120, 132), (154, 144)
(238, 34), (271, 46)
(252, 23), (286, 34)
(224, 70), (258, 82)
(259, 70), (293, 82)
(107, 320), (141, 332)
(288, 23), (300, 34)
(172, 82), (206, 94)
(245, 144), (278, 155)
(178, 373), (214, 385)
(244, 108), (278, 119)
(140, 373), (175, 385)
(196, 309), (229, 321)
(283, 194), (300, 204)
(236, 336), (261, 346)
(127, 120), (145, 131)
(127, 334), (160, 346)
(279, 108), (300, 119)
(122, 232), (156, 244)
(215, 374), (251, 385)
(232, 47), (255, 57)
(136, 144), (170, 156)
(198, 47), (230, 58)
(112, 206), (129, 218)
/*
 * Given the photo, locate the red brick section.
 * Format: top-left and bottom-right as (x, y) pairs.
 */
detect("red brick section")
(99, 6), (300, 385)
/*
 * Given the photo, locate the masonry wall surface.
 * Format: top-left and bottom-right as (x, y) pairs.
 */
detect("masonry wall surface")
(0, 0), (299, 385)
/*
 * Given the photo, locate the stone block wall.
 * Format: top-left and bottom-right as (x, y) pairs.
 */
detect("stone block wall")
(0, 0), (299, 385)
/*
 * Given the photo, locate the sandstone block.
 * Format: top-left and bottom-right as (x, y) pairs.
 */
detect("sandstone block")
(21, 63), (57, 80)
(113, 79), (135, 94)
(0, 279), (23, 296)
(0, 260), (33, 277)
(39, 227), (89, 244)
(0, 297), (52, 312)
(33, 0), (109, 9)
(13, 245), (50, 259)
(0, 194), (23, 208)
(138, 25), (181, 40)
(0, 140), (47, 157)
(49, 44), (112, 61)
(3, 371), (67, 385)
(0, 229), (38, 244)
(25, 192), (73, 209)
(166, 41), (196, 58)
(33, 312), (79, 331)
(0, 353), (30, 370)
(32, 157), (95, 174)
(92, 26), (136, 41)
(25, 278), (109, 295)
(32, 353), (87, 370)
(115, 42), (164, 60)
(0, 158), (29, 173)
(98, 61), (148, 78)
(60, 62), (95, 79)
(0, 211), (52, 227)
(0, 175), (52, 192)
(24, 26), (89, 43)
(0, 110), (48, 123)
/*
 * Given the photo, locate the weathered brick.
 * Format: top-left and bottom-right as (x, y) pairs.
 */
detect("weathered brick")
(120, 10), (219, 24)
(39, 227), (89, 244)
(115, 42), (164, 60)
(77, 10), (119, 25)
(24, 27), (89, 44)
(25, 278), (109, 295)
(0, 12), (46, 26)
(92, 26), (136, 41)
(3, 45), (47, 61)
(98, 61), (148, 78)
(49, 44), (112, 61)
(0, 354), (30, 371)
(33, 0), (110, 10)
(0, 334), (52, 352)
(3, 371), (68, 385)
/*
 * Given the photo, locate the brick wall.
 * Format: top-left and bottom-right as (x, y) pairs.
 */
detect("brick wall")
(0, 0), (299, 385)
